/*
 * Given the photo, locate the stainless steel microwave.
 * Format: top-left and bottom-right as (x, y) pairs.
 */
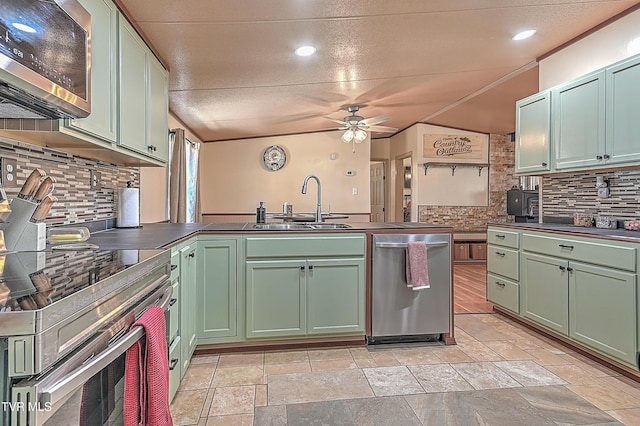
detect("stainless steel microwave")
(0, 0), (91, 119)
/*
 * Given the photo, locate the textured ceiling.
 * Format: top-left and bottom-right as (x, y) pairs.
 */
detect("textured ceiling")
(116, 0), (639, 142)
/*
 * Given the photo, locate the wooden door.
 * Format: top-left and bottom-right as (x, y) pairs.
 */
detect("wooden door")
(370, 162), (385, 222)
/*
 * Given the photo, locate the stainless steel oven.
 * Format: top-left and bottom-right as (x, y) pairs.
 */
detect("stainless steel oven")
(0, 248), (172, 426)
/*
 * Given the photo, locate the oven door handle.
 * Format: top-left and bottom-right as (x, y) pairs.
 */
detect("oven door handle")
(39, 285), (173, 405)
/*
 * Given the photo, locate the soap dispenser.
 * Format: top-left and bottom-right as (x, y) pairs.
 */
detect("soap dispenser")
(256, 201), (266, 223)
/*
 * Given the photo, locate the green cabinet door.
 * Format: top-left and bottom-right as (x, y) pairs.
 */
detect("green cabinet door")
(307, 258), (365, 335)
(246, 260), (306, 338)
(180, 242), (197, 375)
(569, 262), (637, 365)
(146, 55), (169, 162)
(118, 15), (147, 155)
(605, 55), (640, 166)
(71, 0), (117, 142)
(515, 91), (552, 175)
(197, 239), (238, 343)
(521, 252), (569, 335)
(553, 71), (606, 170)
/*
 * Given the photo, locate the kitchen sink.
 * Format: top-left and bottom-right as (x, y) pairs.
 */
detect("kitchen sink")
(252, 223), (310, 230)
(251, 222), (352, 230)
(306, 223), (352, 229)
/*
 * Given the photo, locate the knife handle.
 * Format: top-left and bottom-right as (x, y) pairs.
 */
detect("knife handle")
(18, 169), (46, 199)
(32, 176), (56, 202)
(31, 195), (57, 222)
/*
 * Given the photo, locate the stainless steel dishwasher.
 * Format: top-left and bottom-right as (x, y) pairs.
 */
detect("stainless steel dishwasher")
(368, 233), (452, 344)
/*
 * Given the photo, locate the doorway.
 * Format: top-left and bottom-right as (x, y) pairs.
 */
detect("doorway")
(394, 154), (412, 222)
(370, 161), (386, 222)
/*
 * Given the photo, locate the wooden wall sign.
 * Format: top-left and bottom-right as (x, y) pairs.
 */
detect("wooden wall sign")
(423, 134), (488, 162)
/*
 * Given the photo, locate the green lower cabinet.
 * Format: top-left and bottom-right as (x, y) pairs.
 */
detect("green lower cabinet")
(246, 260), (307, 338)
(307, 258), (365, 334)
(197, 238), (239, 343)
(569, 262), (637, 365)
(168, 336), (181, 402)
(521, 252), (569, 335)
(179, 241), (197, 376)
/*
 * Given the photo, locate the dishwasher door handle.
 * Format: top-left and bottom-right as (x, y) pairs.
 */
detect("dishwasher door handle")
(374, 241), (449, 248)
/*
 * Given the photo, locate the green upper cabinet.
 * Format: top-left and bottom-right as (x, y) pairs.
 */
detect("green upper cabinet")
(515, 91), (552, 175)
(605, 55), (640, 166)
(516, 53), (640, 174)
(147, 56), (169, 162)
(553, 71), (606, 171)
(69, 0), (118, 143)
(197, 237), (240, 344)
(118, 15), (169, 163)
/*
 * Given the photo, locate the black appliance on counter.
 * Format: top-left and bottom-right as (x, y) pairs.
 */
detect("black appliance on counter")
(0, 248), (172, 426)
(507, 187), (539, 222)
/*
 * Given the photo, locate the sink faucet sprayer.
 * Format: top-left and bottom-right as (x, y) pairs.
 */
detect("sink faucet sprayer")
(301, 174), (323, 222)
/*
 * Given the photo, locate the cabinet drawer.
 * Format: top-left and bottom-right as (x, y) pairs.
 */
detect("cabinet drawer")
(487, 228), (520, 249)
(168, 336), (181, 402)
(168, 279), (180, 344)
(487, 273), (519, 313)
(522, 233), (636, 272)
(246, 234), (365, 258)
(487, 245), (519, 281)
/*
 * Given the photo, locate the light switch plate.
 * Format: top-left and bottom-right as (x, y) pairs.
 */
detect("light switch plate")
(597, 187), (609, 198)
(0, 157), (18, 187)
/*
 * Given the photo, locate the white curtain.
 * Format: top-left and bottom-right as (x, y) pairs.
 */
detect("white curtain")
(169, 128), (201, 223)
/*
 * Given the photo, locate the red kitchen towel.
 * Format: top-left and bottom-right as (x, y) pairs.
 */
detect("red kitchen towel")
(124, 305), (173, 426)
(406, 241), (430, 290)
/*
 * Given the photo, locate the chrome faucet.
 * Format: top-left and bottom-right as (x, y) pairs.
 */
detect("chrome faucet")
(301, 174), (323, 222)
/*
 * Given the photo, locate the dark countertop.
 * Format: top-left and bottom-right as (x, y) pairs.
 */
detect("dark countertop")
(84, 222), (453, 250)
(489, 222), (640, 243)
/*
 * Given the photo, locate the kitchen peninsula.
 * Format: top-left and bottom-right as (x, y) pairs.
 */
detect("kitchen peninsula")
(84, 221), (454, 401)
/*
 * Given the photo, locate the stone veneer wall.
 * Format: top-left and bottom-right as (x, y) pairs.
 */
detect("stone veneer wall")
(418, 134), (518, 231)
(0, 136), (139, 227)
(542, 168), (640, 222)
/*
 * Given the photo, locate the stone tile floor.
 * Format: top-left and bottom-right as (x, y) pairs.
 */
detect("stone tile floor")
(170, 313), (640, 425)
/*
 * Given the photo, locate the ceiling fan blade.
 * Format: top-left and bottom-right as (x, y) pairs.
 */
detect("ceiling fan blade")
(321, 116), (348, 125)
(367, 125), (398, 133)
(359, 115), (390, 126)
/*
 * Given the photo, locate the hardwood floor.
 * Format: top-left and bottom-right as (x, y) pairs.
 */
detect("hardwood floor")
(453, 262), (493, 314)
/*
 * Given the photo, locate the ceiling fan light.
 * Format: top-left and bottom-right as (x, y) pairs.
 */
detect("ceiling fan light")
(342, 129), (355, 143)
(355, 129), (367, 142)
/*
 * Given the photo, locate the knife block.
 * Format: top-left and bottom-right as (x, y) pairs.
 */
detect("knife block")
(0, 198), (46, 251)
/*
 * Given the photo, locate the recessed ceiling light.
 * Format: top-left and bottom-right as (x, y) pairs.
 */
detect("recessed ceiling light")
(512, 30), (536, 41)
(12, 22), (36, 33)
(295, 45), (316, 57)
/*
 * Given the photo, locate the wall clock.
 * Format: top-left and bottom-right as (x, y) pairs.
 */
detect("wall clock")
(262, 145), (287, 171)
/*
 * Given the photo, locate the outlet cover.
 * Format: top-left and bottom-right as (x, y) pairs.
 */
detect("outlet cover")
(0, 158), (18, 187)
(90, 170), (102, 189)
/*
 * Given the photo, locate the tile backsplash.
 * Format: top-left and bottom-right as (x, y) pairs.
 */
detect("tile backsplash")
(0, 136), (139, 228)
(542, 168), (640, 222)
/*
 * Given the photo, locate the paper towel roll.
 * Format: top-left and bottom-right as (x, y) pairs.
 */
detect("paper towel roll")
(117, 187), (140, 228)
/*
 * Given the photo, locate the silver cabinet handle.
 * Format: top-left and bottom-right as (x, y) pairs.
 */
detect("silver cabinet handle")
(375, 242), (449, 248)
(39, 285), (173, 405)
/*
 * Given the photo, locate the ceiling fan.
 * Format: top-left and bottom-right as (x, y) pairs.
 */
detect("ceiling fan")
(323, 105), (398, 152)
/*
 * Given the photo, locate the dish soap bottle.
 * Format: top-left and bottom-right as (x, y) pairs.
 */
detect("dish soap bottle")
(256, 201), (266, 223)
